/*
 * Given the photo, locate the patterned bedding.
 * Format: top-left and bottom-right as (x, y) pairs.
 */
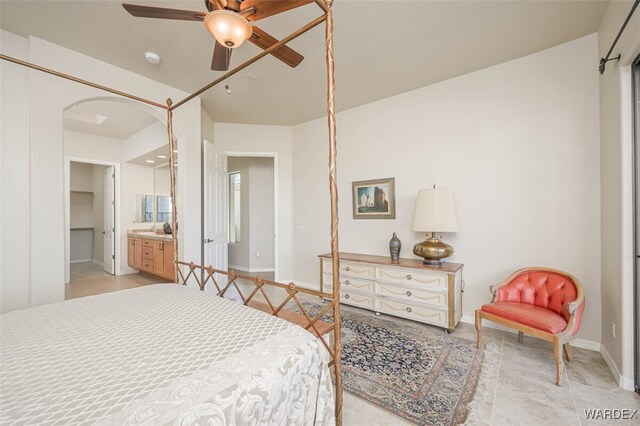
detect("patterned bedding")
(0, 284), (334, 425)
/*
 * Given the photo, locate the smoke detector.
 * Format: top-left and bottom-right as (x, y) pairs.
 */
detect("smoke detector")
(144, 51), (161, 65)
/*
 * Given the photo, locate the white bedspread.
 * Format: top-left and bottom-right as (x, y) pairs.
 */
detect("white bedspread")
(0, 284), (335, 425)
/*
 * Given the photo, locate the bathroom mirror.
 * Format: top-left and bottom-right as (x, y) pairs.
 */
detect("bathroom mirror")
(133, 194), (154, 223)
(154, 165), (172, 224)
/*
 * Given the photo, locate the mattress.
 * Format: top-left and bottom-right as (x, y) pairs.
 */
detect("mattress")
(0, 284), (335, 425)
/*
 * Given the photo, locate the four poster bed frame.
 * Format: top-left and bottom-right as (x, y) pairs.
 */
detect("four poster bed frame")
(0, 0), (344, 422)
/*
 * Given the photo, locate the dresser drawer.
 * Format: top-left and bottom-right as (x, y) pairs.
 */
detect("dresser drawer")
(324, 260), (375, 279)
(375, 283), (447, 308)
(376, 266), (447, 290)
(142, 247), (154, 260)
(142, 258), (154, 272)
(378, 298), (448, 326)
(341, 292), (376, 310)
(324, 274), (374, 294)
(142, 239), (154, 247)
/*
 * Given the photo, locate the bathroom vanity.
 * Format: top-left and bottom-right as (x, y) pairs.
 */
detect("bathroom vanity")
(127, 231), (175, 280)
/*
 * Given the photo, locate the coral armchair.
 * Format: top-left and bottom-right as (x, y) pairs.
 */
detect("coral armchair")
(475, 267), (585, 386)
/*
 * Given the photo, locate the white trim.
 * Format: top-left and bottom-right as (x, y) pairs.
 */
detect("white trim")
(69, 259), (92, 264)
(600, 345), (635, 391)
(228, 265), (275, 274)
(225, 151), (279, 280)
(64, 157), (121, 284)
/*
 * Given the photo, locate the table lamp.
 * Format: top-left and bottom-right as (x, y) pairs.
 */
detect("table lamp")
(412, 187), (458, 265)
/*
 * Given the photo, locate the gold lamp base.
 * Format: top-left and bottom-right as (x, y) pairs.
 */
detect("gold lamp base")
(413, 235), (454, 265)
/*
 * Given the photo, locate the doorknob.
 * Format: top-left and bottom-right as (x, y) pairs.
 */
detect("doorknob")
(203, 238), (215, 243)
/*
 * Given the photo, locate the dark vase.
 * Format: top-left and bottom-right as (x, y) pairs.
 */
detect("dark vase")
(389, 232), (401, 262)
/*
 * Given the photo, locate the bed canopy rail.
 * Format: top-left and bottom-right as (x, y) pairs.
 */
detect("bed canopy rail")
(0, 0), (342, 422)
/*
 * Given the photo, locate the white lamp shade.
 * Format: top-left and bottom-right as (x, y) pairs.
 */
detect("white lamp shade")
(412, 188), (458, 233)
(204, 10), (252, 48)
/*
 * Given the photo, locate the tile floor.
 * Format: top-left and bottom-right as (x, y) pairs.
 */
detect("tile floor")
(66, 267), (640, 425)
(65, 262), (168, 300)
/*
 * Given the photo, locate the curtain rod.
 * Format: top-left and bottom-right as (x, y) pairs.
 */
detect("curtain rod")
(599, 0), (639, 75)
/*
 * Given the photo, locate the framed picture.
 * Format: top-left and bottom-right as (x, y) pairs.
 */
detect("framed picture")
(352, 177), (396, 219)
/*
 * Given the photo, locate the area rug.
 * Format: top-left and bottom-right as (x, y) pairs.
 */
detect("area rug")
(299, 302), (484, 426)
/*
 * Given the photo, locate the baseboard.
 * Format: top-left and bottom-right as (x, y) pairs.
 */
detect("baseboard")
(600, 345), (635, 391)
(91, 259), (104, 268)
(460, 315), (601, 350)
(249, 267), (275, 273)
(70, 258), (92, 264)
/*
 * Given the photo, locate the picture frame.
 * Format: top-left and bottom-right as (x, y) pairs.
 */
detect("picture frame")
(352, 177), (396, 219)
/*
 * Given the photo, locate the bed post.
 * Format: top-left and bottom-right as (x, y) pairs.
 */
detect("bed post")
(166, 98), (178, 283)
(324, 0), (342, 424)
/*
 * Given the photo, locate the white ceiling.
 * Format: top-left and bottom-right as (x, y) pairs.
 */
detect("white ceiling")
(2, 0), (608, 125)
(64, 100), (159, 139)
(128, 144), (176, 166)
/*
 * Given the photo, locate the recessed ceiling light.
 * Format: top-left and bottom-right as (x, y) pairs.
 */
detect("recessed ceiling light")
(145, 160), (155, 163)
(157, 155), (167, 159)
(144, 51), (161, 65)
(173, 149), (178, 153)
(246, 73), (257, 80)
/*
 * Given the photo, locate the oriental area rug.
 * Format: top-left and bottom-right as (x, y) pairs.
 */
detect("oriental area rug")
(301, 302), (484, 425)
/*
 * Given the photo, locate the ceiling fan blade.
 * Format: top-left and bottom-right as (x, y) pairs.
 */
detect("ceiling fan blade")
(241, 0), (314, 22)
(211, 42), (232, 71)
(122, 4), (206, 21)
(249, 26), (304, 68)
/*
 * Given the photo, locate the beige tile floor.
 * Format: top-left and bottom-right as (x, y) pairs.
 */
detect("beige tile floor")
(67, 266), (640, 425)
(65, 262), (168, 300)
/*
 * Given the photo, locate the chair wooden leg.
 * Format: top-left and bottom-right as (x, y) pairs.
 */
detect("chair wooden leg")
(563, 343), (573, 362)
(517, 331), (524, 344)
(553, 337), (564, 386)
(475, 310), (483, 349)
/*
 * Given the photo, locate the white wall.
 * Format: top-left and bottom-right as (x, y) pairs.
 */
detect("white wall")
(1, 30), (202, 311)
(291, 34), (602, 343)
(1, 31), (31, 313)
(227, 157), (275, 272)
(213, 123), (293, 281)
(597, 0), (640, 389)
(123, 121), (167, 162)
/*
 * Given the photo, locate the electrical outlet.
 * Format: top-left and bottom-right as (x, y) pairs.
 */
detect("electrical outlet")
(611, 321), (616, 339)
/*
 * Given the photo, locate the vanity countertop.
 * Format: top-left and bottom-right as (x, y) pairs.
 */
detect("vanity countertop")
(127, 230), (173, 242)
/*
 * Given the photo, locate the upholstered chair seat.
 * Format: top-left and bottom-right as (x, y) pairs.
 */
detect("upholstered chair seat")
(475, 268), (585, 386)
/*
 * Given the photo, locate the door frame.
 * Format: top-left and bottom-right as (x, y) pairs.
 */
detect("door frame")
(224, 151), (279, 281)
(64, 156), (121, 283)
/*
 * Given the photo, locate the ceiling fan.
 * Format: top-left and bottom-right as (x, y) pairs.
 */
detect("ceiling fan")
(122, 0), (312, 71)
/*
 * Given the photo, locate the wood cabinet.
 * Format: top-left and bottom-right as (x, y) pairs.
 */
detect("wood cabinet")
(127, 236), (175, 281)
(319, 252), (463, 333)
(128, 237), (142, 270)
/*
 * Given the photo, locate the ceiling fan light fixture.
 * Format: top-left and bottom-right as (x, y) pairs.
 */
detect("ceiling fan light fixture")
(204, 10), (252, 48)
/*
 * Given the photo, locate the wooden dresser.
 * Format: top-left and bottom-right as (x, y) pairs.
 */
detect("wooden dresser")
(318, 252), (463, 333)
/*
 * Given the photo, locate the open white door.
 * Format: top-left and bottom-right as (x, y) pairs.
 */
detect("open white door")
(103, 166), (116, 274)
(203, 141), (228, 278)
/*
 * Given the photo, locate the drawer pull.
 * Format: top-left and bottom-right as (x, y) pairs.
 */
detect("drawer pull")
(345, 267), (351, 272)
(345, 280), (350, 285)
(345, 294), (350, 299)
(407, 274), (412, 280)
(406, 307), (412, 313)
(406, 291), (412, 297)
